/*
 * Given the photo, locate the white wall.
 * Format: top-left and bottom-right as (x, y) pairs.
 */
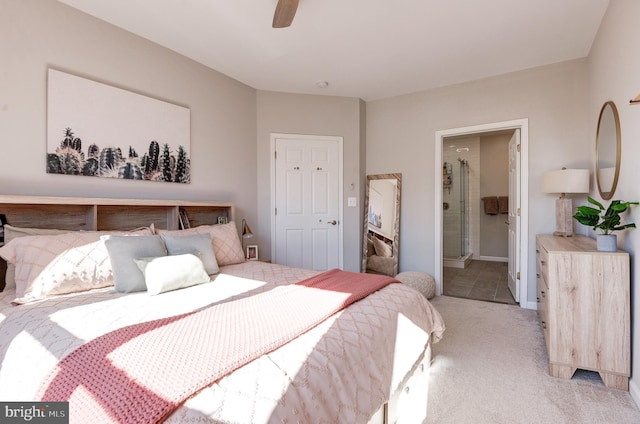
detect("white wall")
(256, 91), (365, 271)
(366, 59), (590, 305)
(587, 0), (640, 404)
(0, 0), (258, 229)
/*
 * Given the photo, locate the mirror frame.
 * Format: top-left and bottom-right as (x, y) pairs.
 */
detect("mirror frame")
(595, 101), (621, 200)
(361, 173), (402, 276)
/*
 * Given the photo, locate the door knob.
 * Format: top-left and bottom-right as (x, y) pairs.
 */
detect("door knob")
(328, 220), (337, 225)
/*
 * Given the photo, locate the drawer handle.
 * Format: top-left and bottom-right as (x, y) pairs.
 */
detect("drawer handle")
(540, 260), (546, 265)
(541, 290), (546, 298)
(536, 249), (539, 253)
(536, 296), (540, 303)
(405, 386), (410, 394)
(541, 321), (547, 329)
(536, 273), (540, 279)
(420, 363), (424, 372)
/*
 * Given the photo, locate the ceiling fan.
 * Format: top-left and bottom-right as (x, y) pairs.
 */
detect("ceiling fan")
(272, 0), (299, 28)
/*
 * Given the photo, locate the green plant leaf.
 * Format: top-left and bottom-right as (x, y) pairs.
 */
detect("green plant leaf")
(572, 198), (637, 234)
(613, 223), (636, 231)
(575, 206), (600, 216)
(587, 196), (604, 210)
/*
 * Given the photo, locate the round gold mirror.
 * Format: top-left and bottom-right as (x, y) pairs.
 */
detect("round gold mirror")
(595, 101), (621, 200)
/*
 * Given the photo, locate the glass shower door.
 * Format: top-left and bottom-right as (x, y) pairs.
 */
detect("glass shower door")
(459, 159), (469, 258)
(443, 158), (469, 261)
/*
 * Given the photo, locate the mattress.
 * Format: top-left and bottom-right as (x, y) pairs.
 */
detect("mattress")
(0, 261), (444, 423)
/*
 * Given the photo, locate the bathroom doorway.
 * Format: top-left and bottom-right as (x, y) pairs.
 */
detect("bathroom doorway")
(434, 119), (529, 308)
(441, 132), (514, 304)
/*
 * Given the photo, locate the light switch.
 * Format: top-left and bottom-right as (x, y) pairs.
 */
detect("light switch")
(348, 197), (357, 207)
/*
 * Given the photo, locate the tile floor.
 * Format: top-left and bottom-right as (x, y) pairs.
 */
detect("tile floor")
(442, 260), (516, 304)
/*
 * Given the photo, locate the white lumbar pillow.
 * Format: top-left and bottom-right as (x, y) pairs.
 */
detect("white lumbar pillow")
(135, 253), (210, 295)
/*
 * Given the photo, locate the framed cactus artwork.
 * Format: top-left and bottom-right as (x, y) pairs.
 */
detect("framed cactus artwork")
(46, 69), (191, 183)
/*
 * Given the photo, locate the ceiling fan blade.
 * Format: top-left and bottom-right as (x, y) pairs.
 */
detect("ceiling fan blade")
(272, 0), (299, 28)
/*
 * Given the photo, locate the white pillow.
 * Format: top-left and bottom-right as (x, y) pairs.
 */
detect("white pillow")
(0, 228), (153, 304)
(135, 254), (210, 295)
(2, 225), (72, 291)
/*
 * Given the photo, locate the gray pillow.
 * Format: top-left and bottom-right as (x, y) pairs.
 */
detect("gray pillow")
(103, 235), (167, 293)
(134, 254), (210, 295)
(160, 233), (219, 275)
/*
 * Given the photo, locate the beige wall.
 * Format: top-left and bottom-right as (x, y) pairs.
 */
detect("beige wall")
(256, 91), (365, 271)
(0, 0), (258, 230)
(587, 0), (640, 404)
(366, 59), (590, 305)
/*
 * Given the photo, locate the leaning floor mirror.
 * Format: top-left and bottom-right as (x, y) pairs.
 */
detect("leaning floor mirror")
(362, 173), (402, 276)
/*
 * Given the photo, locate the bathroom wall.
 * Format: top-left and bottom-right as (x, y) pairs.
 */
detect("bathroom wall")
(479, 133), (511, 259)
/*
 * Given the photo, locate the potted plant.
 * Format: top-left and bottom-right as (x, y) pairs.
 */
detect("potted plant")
(573, 196), (638, 251)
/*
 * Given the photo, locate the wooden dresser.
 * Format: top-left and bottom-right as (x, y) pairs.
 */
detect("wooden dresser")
(536, 234), (630, 390)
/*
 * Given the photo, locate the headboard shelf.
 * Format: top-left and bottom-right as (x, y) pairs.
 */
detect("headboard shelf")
(0, 204), (94, 231)
(0, 195), (235, 233)
(0, 195), (235, 292)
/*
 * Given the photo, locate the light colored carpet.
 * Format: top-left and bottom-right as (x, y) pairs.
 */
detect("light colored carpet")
(425, 295), (640, 424)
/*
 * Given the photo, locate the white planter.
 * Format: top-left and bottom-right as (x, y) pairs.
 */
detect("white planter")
(596, 234), (617, 252)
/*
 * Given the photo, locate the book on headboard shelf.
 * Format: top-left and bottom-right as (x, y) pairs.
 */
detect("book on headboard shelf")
(178, 208), (190, 230)
(0, 213), (6, 245)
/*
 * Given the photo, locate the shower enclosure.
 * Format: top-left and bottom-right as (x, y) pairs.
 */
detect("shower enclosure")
(443, 157), (471, 268)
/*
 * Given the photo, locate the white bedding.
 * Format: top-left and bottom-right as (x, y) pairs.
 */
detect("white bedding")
(0, 261), (444, 423)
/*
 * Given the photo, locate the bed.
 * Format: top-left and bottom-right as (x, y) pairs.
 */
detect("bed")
(0, 195), (445, 424)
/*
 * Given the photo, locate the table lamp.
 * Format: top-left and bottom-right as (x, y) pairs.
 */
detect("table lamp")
(541, 168), (590, 237)
(241, 219), (253, 258)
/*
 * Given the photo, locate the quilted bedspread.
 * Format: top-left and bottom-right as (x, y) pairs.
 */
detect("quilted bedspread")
(0, 262), (445, 423)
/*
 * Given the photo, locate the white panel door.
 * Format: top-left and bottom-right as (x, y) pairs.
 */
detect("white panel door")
(274, 136), (341, 270)
(507, 129), (521, 301)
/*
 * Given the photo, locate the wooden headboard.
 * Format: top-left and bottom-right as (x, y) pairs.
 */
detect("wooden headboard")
(0, 195), (235, 290)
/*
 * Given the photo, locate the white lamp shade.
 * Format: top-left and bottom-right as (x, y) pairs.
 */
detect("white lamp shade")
(541, 169), (590, 194)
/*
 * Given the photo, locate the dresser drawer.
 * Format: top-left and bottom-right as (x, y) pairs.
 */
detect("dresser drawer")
(386, 357), (429, 424)
(536, 241), (549, 286)
(536, 271), (549, 349)
(535, 262), (548, 340)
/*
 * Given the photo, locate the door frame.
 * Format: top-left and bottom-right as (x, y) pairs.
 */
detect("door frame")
(270, 133), (344, 269)
(434, 119), (530, 308)
(507, 129), (520, 302)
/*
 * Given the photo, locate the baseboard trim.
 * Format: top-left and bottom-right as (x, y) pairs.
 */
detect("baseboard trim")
(524, 301), (537, 310)
(630, 378), (640, 409)
(478, 256), (508, 262)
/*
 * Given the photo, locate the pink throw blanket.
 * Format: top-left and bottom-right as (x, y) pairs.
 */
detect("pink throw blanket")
(38, 269), (398, 424)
